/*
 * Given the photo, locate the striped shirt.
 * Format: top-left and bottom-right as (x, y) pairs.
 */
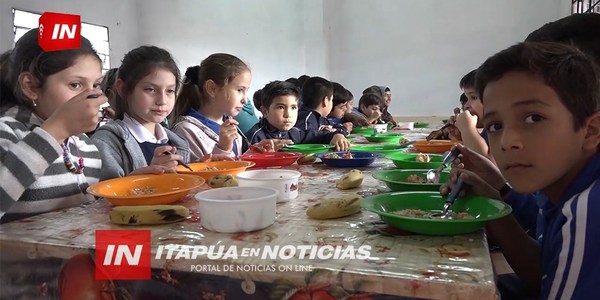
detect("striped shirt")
(0, 106), (102, 221)
(538, 153), (600, 299)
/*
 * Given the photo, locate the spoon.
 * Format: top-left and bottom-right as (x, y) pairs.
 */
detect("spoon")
(398, 140), (416, 148)
(433, 177), (464, 219)
(371, 128), (378, 137)
(426, 148), (461, 183)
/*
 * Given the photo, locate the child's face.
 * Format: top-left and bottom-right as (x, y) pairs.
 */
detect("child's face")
(264, 95), (298, 131)
(215, 70), (251, 117)
(35, 55), (102, 120)
(463, 87), (484, 128)
(482, 71), (589, 196)
(330, 102), (347, 119)
(384, 91), (392, 107)
(345, 99), (354, 112)
(361, 104), (381, 119)
(128, 68), (176, 126)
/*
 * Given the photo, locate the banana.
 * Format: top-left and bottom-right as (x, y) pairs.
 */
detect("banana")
(306, 193), (362, 219)
(109, 205), (189, 225)
(336, 169), (363, 190)
(297, 153), (317, 165)
(207, 175), (238, 188)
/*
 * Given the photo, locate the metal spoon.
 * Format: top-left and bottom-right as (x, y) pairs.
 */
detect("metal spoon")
(433, 177), (464, 219)
(163, 151), (194, 172)
(426, 148), (461, 183)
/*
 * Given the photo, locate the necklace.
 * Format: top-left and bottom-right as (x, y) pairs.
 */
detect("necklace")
(61, 137), (85, 174)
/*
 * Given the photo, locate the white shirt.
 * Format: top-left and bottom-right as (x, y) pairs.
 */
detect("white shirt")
(122, 114), (168, 144)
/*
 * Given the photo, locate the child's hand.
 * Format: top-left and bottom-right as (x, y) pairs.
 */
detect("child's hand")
(451, 144), (505, 190)
(217, 119), (239, 152)
(130, 165), (177, 176)
(455, 111), (478, 132)
(319, 125), (335, 132)
(342, 122), (353, 133)
(150, 145), (182, 169)
(42, 89), (107, 142)
(331, 134), (350, 151)
(199, 153), (235, 162)
(440, 168), (501, 200)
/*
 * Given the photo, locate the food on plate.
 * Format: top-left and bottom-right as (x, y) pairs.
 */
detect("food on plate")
(393, 209), (473, 220)
(306, 193), (362, 219)
(109, 205), (190, 225)
(336, 169), (364, 190)
(207, 175), (239, 188)
(325, 152), (353, 159)
(406, 174), (426, 183)
(128, 186), (157, 196)
(415, 153), (431, 162)
(297, 153), (317, 165)
(399, 138), (410, 144)
(199, 166), (220, 171)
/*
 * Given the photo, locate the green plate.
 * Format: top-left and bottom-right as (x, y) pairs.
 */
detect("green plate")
(414, 122), (430, 128)
(280, 144), (334, 154)
(360, 191), (512, 235)
(372, 169), (449, 191)
(363, 133), (404, 143)
(352, 127), (374, 135)
(351, 144), (410, 154)
(385, 152), (443, 169)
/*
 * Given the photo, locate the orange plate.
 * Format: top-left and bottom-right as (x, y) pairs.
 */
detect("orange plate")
(87, 174), (205, 206)
(176, 160), (255, 180)
(412, 140), (459, 154)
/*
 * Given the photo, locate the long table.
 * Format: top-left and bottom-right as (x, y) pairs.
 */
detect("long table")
(0, 128), (498, 299)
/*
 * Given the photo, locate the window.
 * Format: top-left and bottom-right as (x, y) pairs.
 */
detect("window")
(12, 9), (111, 72)
(572, 0), (600, 14)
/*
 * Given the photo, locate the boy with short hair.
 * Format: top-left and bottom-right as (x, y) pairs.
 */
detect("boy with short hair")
(246, 81), (350, 151)
(460, 42), (600, 298)
(455, 70), (489, 157)
(295, 76), (347, 136)
(352, 93), (384, 126)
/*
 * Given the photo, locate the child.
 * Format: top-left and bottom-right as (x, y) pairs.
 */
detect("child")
(454, 70), (489, 157)
(448, 42), (600, 298)
(169, 54), (275, 160)
(247, 81), (349, 151)
(380, 86), (397, 126)
(350, 93), (384, 126)
(327, 82), (352, 134)
(92, 45), (190, 180)
(295, 76), (342, 134)
(0, 29), (107, 222)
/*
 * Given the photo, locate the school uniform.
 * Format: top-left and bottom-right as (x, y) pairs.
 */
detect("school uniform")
(92, 114), (190, 180)
(246, 118), (340, 145)
(0, 105), (102, 222)
(537, 153), (600, 299)
(296, 106), (348, 136)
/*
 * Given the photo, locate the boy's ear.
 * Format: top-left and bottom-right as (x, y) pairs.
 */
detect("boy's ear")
(18, 72), (40, 105)
(259, 105), (268, 116)
(582, 111), (600, 151)
(204, 80), (218, 99)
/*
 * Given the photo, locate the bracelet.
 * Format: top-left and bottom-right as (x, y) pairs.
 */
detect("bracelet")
(498, 182), (513, 199)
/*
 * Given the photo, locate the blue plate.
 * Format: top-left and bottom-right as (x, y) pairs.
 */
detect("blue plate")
(316, 151), (384, 168)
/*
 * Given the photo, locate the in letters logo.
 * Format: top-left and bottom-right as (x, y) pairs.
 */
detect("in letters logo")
(38, 12), (81, 52)
(95, 230), (151, 280)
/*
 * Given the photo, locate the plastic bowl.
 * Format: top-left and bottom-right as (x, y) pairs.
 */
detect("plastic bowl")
(363, 133), (404, 143)
(360, 191), (512, 235)
(236, 169), (301, 203)
(385, 152), (443, 169)
(280, 144), (334, 154)
(316, 151), (383, 168)
(176, 161), (255, 180)
(372, 123), (388, 133)
(351, 144), (411, 154)
(87, 174), (205, 206)
(413, 140), (458, 154)
(372, 169), (449, 191)
(238, 152), (303, 168)
(195, 186), (278, 233)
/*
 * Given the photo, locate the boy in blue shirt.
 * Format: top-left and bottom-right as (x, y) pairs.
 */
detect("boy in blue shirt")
(446, 42), (600, 298)
(246, 81), (349, 151)
(295, 76), (347, 135)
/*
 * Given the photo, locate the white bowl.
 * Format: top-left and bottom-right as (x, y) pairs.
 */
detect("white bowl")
(396, 122), (414, 130)
(371, 123), (388, 133)
(195, 187), (278, 233)
(236, 170), (301, 203)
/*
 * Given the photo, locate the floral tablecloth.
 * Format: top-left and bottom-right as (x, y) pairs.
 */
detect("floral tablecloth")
(0, 128), (497, 300)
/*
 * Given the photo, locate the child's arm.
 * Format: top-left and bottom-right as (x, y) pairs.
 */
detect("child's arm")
(172, 122), (211, 162)
(92, 137), (128, 180)
(455, 111), (489, 157)
(0, 124), (63, 217)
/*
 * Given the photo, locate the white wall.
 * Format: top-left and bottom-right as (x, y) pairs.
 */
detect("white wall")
(1, 0), (570, 116)
(325, 0), (569, 116)
(0, 0), (139, 69)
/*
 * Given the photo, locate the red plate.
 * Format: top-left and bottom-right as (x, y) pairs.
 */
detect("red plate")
(239, 152), (303, 168)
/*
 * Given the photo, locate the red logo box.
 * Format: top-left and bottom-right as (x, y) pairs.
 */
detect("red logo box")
(38, 12), (81, 52)
(95, 230), (151, 280)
